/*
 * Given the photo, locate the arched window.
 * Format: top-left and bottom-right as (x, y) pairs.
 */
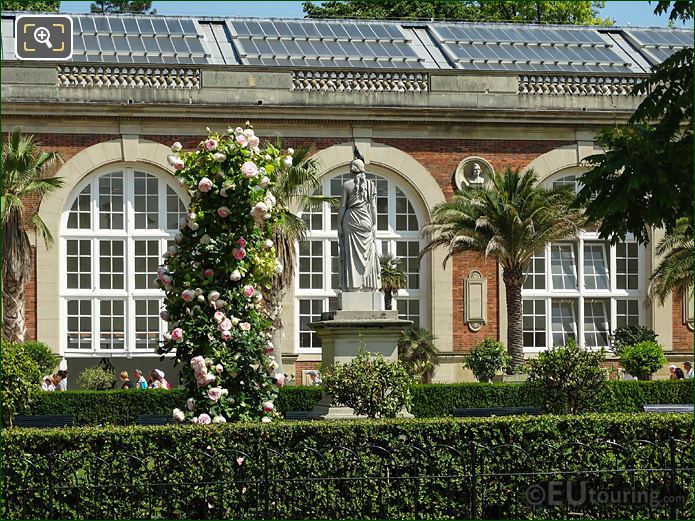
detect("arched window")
(521, 171), (645, 351)
(296, 171), (427, 352)
(60, 167), (187, 355)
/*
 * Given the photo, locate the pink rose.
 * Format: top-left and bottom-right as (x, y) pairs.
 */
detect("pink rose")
(221, 330), (232, 341)
(198, 177), (213, 192)
(204, 269), (215, 278)
(232, 248), (246, 260)
(276, 373), (286, 387)
(191, 356), (206, 371)
(161, 274), (173, 285)
(248, 135), (260, 148)
(218, 318), (232, 331)
(181, 290), (195, 302)
(214, 299), (226, 309)
(197, 373), (216, 387)
(207, 387), (222, 402)
(260, 176), (270, 187)
(197, 413), (211, 424)
(160, 310), (170, 322)
(207, 291), (220, 302)
(204, 138), (217, 151)
(265, 341), (274, 353)
(263, 401), (274, 412)
(234, 127), (243, 134)
(173, 159), (185, 171)
(239, 322), (251, 331)
(215, 364), (224, 374)
(236, 237), (247, 248)
(241, 161), (258, 178)
(213, 311), (225, 323)
(217, 206), (230, 218)
(235, 134), (247, 147)
(171, 328), (184, 342)
(243, 285), (255, 297)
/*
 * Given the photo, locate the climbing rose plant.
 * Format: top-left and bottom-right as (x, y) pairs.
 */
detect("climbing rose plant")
(157, 123), (291, 424)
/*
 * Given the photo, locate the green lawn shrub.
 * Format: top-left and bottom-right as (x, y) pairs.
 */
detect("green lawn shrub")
(2, 414), (691, 520)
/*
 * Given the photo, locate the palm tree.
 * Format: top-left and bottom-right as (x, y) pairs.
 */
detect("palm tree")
(649, 218), (694, 305)
(2, 129), (63, 343)
(379, 253), (407, 310)
(421, 168), (585, 372)
(397, 326), (439, 383)
(263, 145), (337, 379)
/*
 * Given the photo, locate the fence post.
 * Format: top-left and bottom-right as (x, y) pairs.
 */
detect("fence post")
(669, 437), (677, 520)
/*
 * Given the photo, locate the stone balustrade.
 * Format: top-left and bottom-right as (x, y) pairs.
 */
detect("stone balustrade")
(518, 75), (643, 96)
(57, 66), (201, 89)
(292, 71), (429, 93)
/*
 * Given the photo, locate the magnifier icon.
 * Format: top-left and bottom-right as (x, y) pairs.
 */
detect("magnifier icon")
(33, 26), (53, 49)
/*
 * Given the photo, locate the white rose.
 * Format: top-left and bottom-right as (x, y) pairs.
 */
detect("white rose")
(230, 270), (242, 282)
(167, 154), (178, 166)
(171, 142), (183, 152)
(274, 260), (283, 274)
(287, 147), (294, 155)
(173, 408), (185, 422)
(283, 156), (293, 167)
(243, 128), (255, 138)
(263, 239), (274, 249)
(213, 152), (227, 163)
(186, 397), (196, 411)
(261, 416), (272, 423)
(188, 222), (199, 231)
(200, 234), (212, 245)
(213, 415), (227, 424)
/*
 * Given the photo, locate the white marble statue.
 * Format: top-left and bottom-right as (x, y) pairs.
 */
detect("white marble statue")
(469, 162), (485, 186)
(337, 150), (381, 290)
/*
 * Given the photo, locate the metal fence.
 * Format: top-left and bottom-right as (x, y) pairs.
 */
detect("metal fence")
(4, 438), (692, 520)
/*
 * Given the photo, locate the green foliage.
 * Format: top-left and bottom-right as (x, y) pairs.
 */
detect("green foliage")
(649, 218), (694, 304)
(303, 1), (611, 24)
(18, 341), (59, 375)
(1, 342), (41, 426)
(620, 341), (668, 380)
(422, 168), (585, 371)
(90, 0), (155, 14)
(76, 366), (115, 391)
(323, 344), (413, 418)
(463, 338), (510, 382)
(25, 380), (692, 425)
(3, 414), (691, 520)
(159, 126), (298, 423)
(397, 326), (439, 382)
(525, 339), (609, 414)
(379, 253), (407, 310)
(2, 0), (59, 11)
(610, 325), (658, 355)
(577, 3), (693, 243)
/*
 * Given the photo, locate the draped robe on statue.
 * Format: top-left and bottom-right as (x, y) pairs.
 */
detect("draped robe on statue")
(338, 174), (381, 290)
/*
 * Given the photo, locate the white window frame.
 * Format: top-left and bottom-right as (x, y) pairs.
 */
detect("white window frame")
(59, 164), (188, 358)
(295, 171), (428, 354)
(522, 172), (645, 352)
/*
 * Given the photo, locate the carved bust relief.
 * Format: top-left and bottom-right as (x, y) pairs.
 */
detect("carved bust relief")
(454, 157), (494, 191)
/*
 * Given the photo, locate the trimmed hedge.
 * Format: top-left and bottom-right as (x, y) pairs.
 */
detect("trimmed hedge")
(27, 380), (692, 426)
(3, 414), (692, 519)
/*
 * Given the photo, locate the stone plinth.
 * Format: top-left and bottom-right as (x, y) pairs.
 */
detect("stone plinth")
(308, 308), (413, 420)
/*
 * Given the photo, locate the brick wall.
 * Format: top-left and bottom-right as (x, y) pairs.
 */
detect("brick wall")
(24, 246), (37, 341)
(672, 297), (694, 352)
(294, 360), (320, 384)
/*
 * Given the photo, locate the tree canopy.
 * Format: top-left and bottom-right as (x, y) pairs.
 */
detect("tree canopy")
(90, 0), (155, 14)
(303, 1), (612, 24)
(575, 1), (693, 244)
(2, 0), (59, 11)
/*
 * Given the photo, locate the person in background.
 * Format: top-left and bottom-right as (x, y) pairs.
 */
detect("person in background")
(684, 361), (694, 379)
(41, 375), (55, 391)
(132, 369), (148, 390)
(56, 369), (68, 391)
(674, 367), (685, 380)
(119, 371), (133, 389)
(669, 365), (678, 379)
(307, 370), (322, 386)
(151, 369), (170, 389)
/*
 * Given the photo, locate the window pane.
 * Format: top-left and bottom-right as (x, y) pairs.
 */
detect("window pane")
(616, 299), (639, 328)
(67, 300), (92, 349)
(99, 240), (125, 289)
(584, 300), (609, 347)
(552, 174), (577, 193)
(134, 172), (159, 229)
(396, 240), (420, 290)
(523, 299), (546, 349)
(551, 300), (577, 346)
(166, 185), (186, 230)
(583, 243), (609, 290)
(135, 299), (160, 349)
(67, 185), (91, 229)
(551, 244), (577, 290)
(297, 240), (324, 289)
(99, 300), (126, 350)
(616, 242), (639, 290)
(298, 298), (324, 349)
(397, 298), (420, 328)
(330, 240), (339, 290)
(523, 249), (545, 290)
(134, 240), (160, 289)
(66, 240), (92, 289)
(98, 172), (124, 230)
(395, 187), (418, 231)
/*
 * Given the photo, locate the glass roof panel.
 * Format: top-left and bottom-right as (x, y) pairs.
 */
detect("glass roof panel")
(329, 23), (349, 38)
(286, 21), (307, 37)
(123, 18), (139, 34)
(97, 35), (114, 52)
(172, 37), (189, 53)
(187, 37), (204, 54)
(157, 37), (175, 54)
(142, 37), (160, 53)
(83, 34), (98, 51)
(259, 21), (278, 36)
(231, 21), (251, 36)
(79, 16), (95, 33)
(113, 36), (129, 52)
(127, 35), (145, 52)
(303, 22), (320, 37)
(166, 19), (184, 35)
(94, 17), (109, 33)
(345, 24), (363, 39)
(152, 18), (168, 34)
(180, 19), (197, 34)
(109, 18), (124, 34)
(138, 18), (155, 35)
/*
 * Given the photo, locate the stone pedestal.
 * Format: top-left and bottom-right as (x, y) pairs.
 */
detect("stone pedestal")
(308, 300), (414, 420)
